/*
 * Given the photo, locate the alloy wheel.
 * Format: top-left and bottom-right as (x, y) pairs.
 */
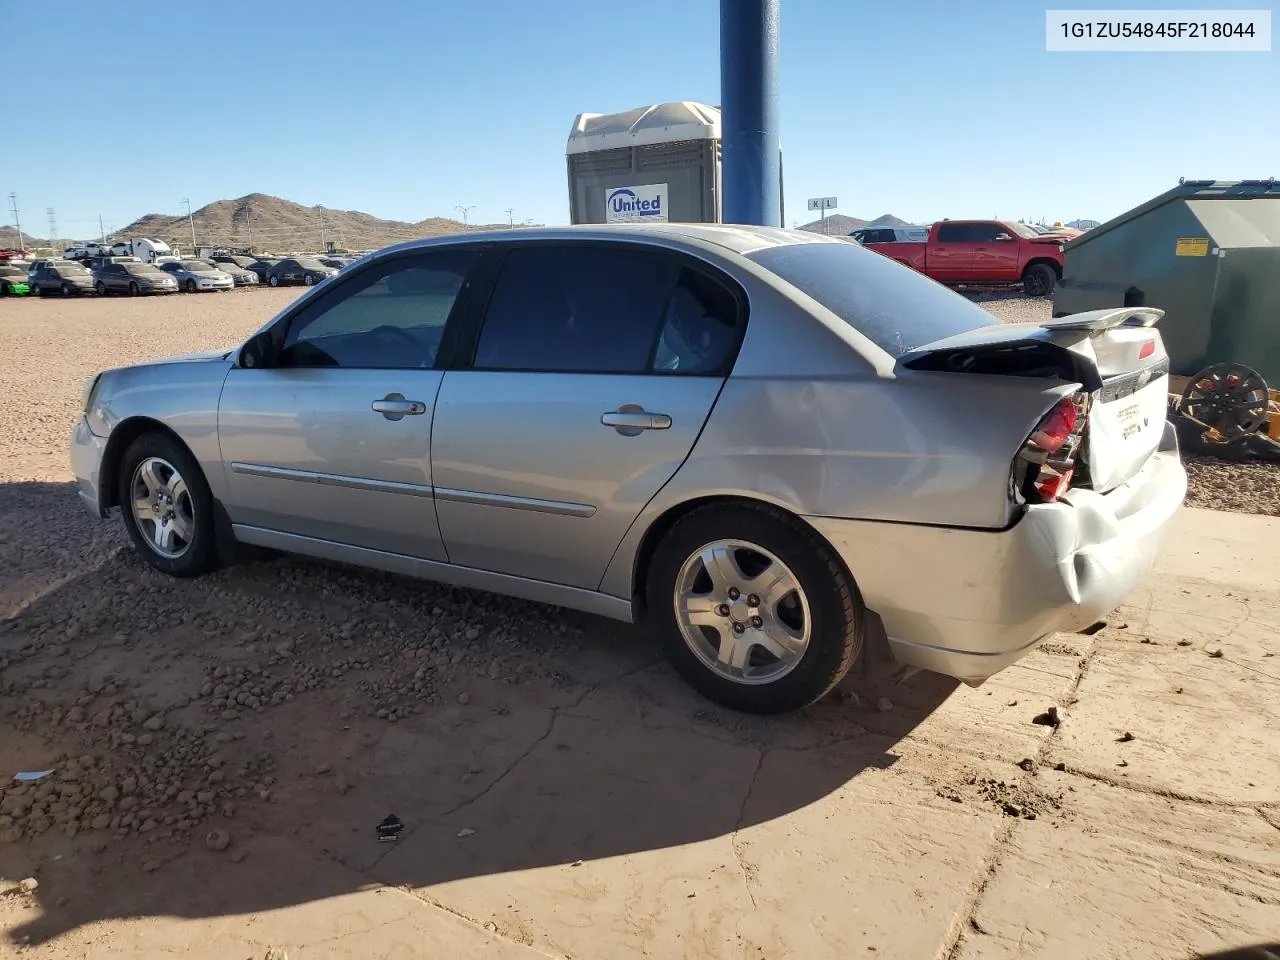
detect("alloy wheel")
(129, 456), (196, 559)
(673, 539), (811, 685)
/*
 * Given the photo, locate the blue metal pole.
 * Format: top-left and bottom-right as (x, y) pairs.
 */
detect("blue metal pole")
(720, 0), (781, 227)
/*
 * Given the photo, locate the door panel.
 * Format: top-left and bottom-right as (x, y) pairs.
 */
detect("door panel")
(431, 371), (722, 588)
(218, 367), (447, 559)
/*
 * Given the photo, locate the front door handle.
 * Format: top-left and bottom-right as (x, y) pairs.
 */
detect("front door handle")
(372, 394), (426, 421)
(601, 405), (672, 437)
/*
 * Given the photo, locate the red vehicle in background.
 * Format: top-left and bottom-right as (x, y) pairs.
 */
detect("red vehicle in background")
(859, 220), (1066, 297)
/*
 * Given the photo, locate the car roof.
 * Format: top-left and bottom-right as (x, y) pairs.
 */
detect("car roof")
(374, 222), (847, 261)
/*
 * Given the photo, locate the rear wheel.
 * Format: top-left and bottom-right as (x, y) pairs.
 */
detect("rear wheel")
(61, 283), (73, 297)
(646, 502), (863, 714)
(186, 279), (197, 293)
(268, 275), (279, 287)
(303, 274), (315, 286)
(118, 433), (219, 578)
(128, 281), (140, 296)
(95, 281), (107, 296)
(1022, 263), (1056, 298)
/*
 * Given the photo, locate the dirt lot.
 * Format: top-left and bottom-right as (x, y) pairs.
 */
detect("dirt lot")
(1, 290), (1278, 959)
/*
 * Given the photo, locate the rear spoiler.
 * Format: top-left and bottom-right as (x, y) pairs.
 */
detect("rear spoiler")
(1041, 307), (1164, 331)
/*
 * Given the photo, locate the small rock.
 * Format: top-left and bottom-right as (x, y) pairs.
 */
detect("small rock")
(1031, 706), (1060, 728)
(1016, 758), (1035, 772)
(875, 697), (893, 713)
(1052, 762), (1066, 771)
(1174, 687), (1184, 695)
(205, 828), (231, 851)
(1001, 802), (1022, 817)
(313, 762), (331, 776)
(143, 715), (164, 732)
(1115, 731), (1135, 743)
(1177, 640), (1192, 647)
(141, 859), (161, 873)
(264, 948), (289, 960)
(1117, 759), (1129, 768)
(457, 692), (471, 706)
(456, 827), (475, 838)
(121, 776), (137, 796)
(19, 877), (39, 895)
(464, 627), (481, 642)
(571, 859), (584, 867)
(1006, 700), (1018, 707)
(838, 690), (861, 707)
(1206, 648), (1224, 659)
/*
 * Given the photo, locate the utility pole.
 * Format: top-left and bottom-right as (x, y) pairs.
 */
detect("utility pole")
(6, 194), (22, 251)
(720, 0), (781, 226)
(505, 208), (514, 229)
(182, 198), (196, 250)
(455, 204), (476, 227)
(99, 215), (106, 246)
(47, 208), (57, 252)
(318, 205), (327, 251)
(246, 202), (253, 252)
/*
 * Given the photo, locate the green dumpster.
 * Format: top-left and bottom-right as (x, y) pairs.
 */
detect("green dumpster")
(1053, 179), (1280, 385)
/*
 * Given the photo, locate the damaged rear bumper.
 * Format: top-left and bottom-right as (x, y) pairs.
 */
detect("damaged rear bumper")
(805, 423), (1187, 683)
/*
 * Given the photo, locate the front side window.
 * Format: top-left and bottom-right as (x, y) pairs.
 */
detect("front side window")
(279, 251), (475, 369)
(472, 245), (740, 375)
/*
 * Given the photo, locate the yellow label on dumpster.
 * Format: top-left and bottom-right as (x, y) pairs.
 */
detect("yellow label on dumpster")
(1175, 237), (1210, 257)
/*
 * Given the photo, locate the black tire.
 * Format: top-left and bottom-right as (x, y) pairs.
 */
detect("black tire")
(1022, 263), (1056, 298)
(61, 283), (73, 297)
(186, 279), (197, 293)
(303, 273), (315, 286)
(95, 281), (107, 296)
(645, 502), (863, 714)
(31, 283), (42, 296)
(117, 433), (220, 578)
(268, 274), (279, 287)
(128, 281), (140, 297)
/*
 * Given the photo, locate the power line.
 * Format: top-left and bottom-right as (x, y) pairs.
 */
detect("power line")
(47, 208), (57, 250)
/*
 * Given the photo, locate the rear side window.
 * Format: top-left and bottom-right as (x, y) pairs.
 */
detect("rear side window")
(935, 223), (969, 243)
(747, 242), (994, 359)
(472, 245), (740, 375)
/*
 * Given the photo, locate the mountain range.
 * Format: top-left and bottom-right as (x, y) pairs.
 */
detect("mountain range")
(796, 213), (912, 234)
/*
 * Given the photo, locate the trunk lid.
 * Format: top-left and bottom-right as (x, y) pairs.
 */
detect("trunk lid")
(899, 307), (1170, 493)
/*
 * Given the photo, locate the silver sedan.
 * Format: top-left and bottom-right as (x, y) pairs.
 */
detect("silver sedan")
(70, 224), (1186, 713)
(158, 259), (235, 293)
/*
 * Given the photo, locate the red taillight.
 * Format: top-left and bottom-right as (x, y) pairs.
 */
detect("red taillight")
(1015, 394), (1089, 504)
(1028, 398), (1078, 454)
(1138, 339), (1155, 360)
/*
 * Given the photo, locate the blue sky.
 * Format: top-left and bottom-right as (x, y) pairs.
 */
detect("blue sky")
(3, 0), (1275, 239)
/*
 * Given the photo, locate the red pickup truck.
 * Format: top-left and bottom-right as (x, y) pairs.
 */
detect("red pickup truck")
(859, 220), (1066, 297)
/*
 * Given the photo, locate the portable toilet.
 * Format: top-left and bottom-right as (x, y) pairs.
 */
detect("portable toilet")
(566, 101), (784, 226)
(1053, 179), (1280, 384)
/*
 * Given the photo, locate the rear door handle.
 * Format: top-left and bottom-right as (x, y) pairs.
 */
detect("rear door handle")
(372, 394), (426, 421)
(601, 406), (671, 436)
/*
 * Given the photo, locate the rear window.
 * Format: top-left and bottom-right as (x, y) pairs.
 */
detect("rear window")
(747, 242), (996, 358)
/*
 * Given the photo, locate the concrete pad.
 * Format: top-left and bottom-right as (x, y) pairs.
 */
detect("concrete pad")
(375, 714), (1008, 960)
(956, 771), (1280, 960)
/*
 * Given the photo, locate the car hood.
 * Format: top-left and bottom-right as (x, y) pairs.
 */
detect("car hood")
(144, 348), (235, 365)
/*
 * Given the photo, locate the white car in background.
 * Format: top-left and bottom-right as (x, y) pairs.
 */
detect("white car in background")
(158, 259), (235, 293)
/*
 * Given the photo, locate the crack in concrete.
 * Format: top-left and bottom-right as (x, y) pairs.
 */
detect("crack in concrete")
(1050, 763), (1270, 809)
(730, 748), (766, 911)
(387, 884), (571, 959)
(934, 636), (1100, 960)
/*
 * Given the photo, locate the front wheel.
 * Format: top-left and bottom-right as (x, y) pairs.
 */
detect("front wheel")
(268, 275), (279, 287)
(303, 274), (315, 286)
(1022, 263), (1057, 298)
(61, 283), (73, 297)
(646, 503), (863, 714)
(186, 279), (197, 293)
(95, 281), (107, 296)
(128, 282), (140, 296)
(118, 433), (219, 577)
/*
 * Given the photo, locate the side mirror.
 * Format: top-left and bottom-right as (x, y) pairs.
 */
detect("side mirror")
(995, 233), (1014, 242)
(239, 330), (279, 369)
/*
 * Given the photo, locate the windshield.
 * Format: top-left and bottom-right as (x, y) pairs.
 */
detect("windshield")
(58, 265), (90, 276)
(182, 261), (214, 271)
(747, 241), (995, 358)
(124, 263), (164, 275)
(1007, 222), (1040, 239)
(296, 258), (326, 271)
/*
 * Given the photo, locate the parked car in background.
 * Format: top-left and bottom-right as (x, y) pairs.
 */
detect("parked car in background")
(158, 259), (235, 293)
(0, 265), (31, 295)
(205, 260), (259, 287)
(319, 256), (355, 271)
(63, 246), (92, 261)
(850, 225), (929, 245)
(93, 261), (179, 296)
(89, 255), (141, 272)
(211, 254), (259, 271)
(243, 259), (280, 283)
(69, 224), (1185, 714)
(861, 219), (1066, 296)
(30, 260), (95, 296)
(265, 257), (336, 287)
